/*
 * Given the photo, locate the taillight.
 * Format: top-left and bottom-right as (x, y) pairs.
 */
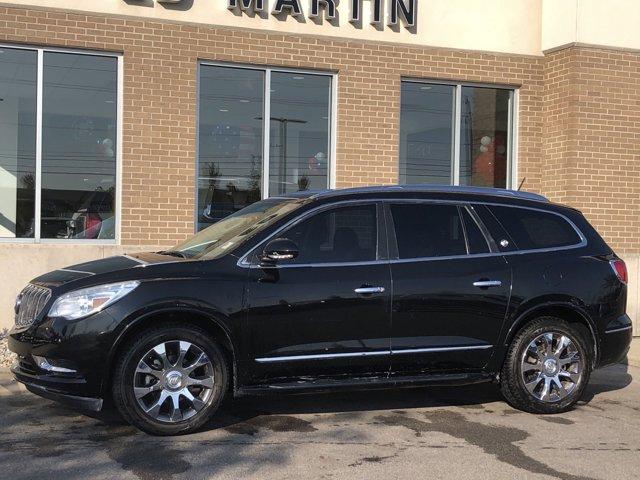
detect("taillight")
(80, 213), (102, 239)
(610, 259), (628, 284)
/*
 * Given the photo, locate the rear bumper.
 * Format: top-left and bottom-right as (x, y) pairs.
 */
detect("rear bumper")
(598, 315), (633, 367)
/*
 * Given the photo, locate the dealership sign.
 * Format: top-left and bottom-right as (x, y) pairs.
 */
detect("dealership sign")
(154, 0), (416, 29)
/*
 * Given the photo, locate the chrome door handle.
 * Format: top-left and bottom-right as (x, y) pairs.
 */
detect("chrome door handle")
(473, 280), (502, 288)
(354, 286), (385, 294)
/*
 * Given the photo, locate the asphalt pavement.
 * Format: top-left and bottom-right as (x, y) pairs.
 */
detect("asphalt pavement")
(0, 363), (638, 480)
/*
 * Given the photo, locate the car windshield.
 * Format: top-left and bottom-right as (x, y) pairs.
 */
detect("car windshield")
(170, 198), (305, 259)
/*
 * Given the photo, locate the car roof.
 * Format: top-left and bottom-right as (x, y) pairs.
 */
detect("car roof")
(276, 185), (549, 204)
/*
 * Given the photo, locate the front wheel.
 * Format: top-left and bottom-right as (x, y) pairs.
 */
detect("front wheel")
(112, 324), (229, 435)
(500, 317), (592, 414)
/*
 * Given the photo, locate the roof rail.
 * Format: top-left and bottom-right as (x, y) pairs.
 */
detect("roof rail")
(299, 185), (549, 203)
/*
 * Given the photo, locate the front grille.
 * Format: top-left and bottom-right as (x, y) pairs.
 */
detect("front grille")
(15, 284), (51, 329)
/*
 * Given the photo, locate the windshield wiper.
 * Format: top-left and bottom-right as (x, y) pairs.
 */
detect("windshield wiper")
(156, 250), (188, 258)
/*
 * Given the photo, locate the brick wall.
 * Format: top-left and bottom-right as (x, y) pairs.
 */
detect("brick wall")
(0, 5), (545, 247)
(542, 46), (640, 253)
(1, 7), (638, 253)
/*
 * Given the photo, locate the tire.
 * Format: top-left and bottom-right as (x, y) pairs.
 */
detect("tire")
(112, 323), (229, 435)
(500, 316), (592, 414)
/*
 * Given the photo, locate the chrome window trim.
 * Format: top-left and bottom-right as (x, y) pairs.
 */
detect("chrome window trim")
(385, 199), (587, 262)
(248, 260), (389, 269)
(480, 201), (588, 252)
(237, 197), (588, 268)
(255, 344), (492, 363)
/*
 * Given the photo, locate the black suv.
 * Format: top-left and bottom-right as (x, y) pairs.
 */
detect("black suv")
(9, 186), (632, 435)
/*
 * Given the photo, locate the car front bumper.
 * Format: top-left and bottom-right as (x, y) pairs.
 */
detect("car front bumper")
(8, 311), (119, 410)
(13, 368), (103, 412)
(9, 342), (105, 411)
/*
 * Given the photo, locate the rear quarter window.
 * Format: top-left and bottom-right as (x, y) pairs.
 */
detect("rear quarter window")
(488, 205), (582, 250)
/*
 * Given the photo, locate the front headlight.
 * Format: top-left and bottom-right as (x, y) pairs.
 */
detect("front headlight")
(48, 281), (140, 320)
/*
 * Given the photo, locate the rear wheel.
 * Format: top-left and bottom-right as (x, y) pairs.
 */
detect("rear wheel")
(112, 324), (228, 435)
(500, 316), (592, 414)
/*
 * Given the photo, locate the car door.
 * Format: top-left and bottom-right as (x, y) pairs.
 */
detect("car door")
(387, 201), (511, 375)
(241, 201), (392, 386)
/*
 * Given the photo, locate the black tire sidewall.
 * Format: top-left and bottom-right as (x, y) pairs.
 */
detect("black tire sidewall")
(503, 317), (592, 414)
(113, 325), (228, 435)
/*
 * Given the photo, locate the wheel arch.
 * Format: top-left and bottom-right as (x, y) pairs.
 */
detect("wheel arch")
(502, 302), (599, 369)
(103, 306), (239, 396)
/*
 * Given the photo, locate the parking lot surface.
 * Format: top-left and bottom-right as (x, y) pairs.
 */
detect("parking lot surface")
(1, 364), (638, 480)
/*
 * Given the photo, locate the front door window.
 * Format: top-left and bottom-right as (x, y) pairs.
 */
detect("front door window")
(282, 204), (378, 264)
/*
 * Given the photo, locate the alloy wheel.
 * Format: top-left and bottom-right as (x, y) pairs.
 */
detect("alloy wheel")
(520, 331), (583, 403)
(133, 340), (215, 423)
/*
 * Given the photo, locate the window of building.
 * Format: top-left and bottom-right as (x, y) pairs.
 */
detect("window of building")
(488, 205), (582, 250)
(399, 81), (515, 189)
(283, 204), (377, 264)
(390, 203), (467, 259)
(0, 48), (36, 239)
(0, 46), (120, 242)
(197, 64), (333, 231)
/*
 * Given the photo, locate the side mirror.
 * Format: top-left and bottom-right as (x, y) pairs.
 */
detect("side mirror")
(261, 238), (299, 263)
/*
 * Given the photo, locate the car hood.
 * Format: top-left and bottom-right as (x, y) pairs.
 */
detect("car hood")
(32, 252), (190, 288)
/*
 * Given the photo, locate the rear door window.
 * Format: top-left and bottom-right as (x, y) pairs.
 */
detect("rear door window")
(390, 203), (467, 259)
(488, 205), (582, 250)
(461, 207), (490, 254)
(473, 205), (517, 252)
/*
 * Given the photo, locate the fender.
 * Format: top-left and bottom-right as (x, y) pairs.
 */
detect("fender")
(499, 299), (599, 368)
(103, 300), (239, 394)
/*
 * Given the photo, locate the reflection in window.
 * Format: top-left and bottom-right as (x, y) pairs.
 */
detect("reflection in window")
(269, 73), (331, 195)
(488, 206), (581, 250)
(198, 66), (263, 230)
(399, 82), (455, 185)
(460, 87), (510, 188)
(284, 205), (377, 263)
(197, 65), (332, 230)
(41, 53), (117, 239)
(391, 203), (466, 259)
(399, 81), (513, 189)
(0, 48), (37, 238)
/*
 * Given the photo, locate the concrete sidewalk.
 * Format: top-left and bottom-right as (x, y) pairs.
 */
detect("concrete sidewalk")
(626, 337), (640, 368)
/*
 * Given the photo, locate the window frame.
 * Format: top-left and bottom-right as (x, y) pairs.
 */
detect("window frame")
(383, 199), (587, 263)
(0, 43), (122, 245)
(196, 61), (337, 233)
(238, 197), (587, 267)
(483, 204), (587, 253)
(384, 199), (490, 261)
(239, 200), (387, 268)
(399, 78), (518, 190)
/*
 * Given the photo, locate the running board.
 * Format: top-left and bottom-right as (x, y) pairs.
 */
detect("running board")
(236, 372), (493, 396)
